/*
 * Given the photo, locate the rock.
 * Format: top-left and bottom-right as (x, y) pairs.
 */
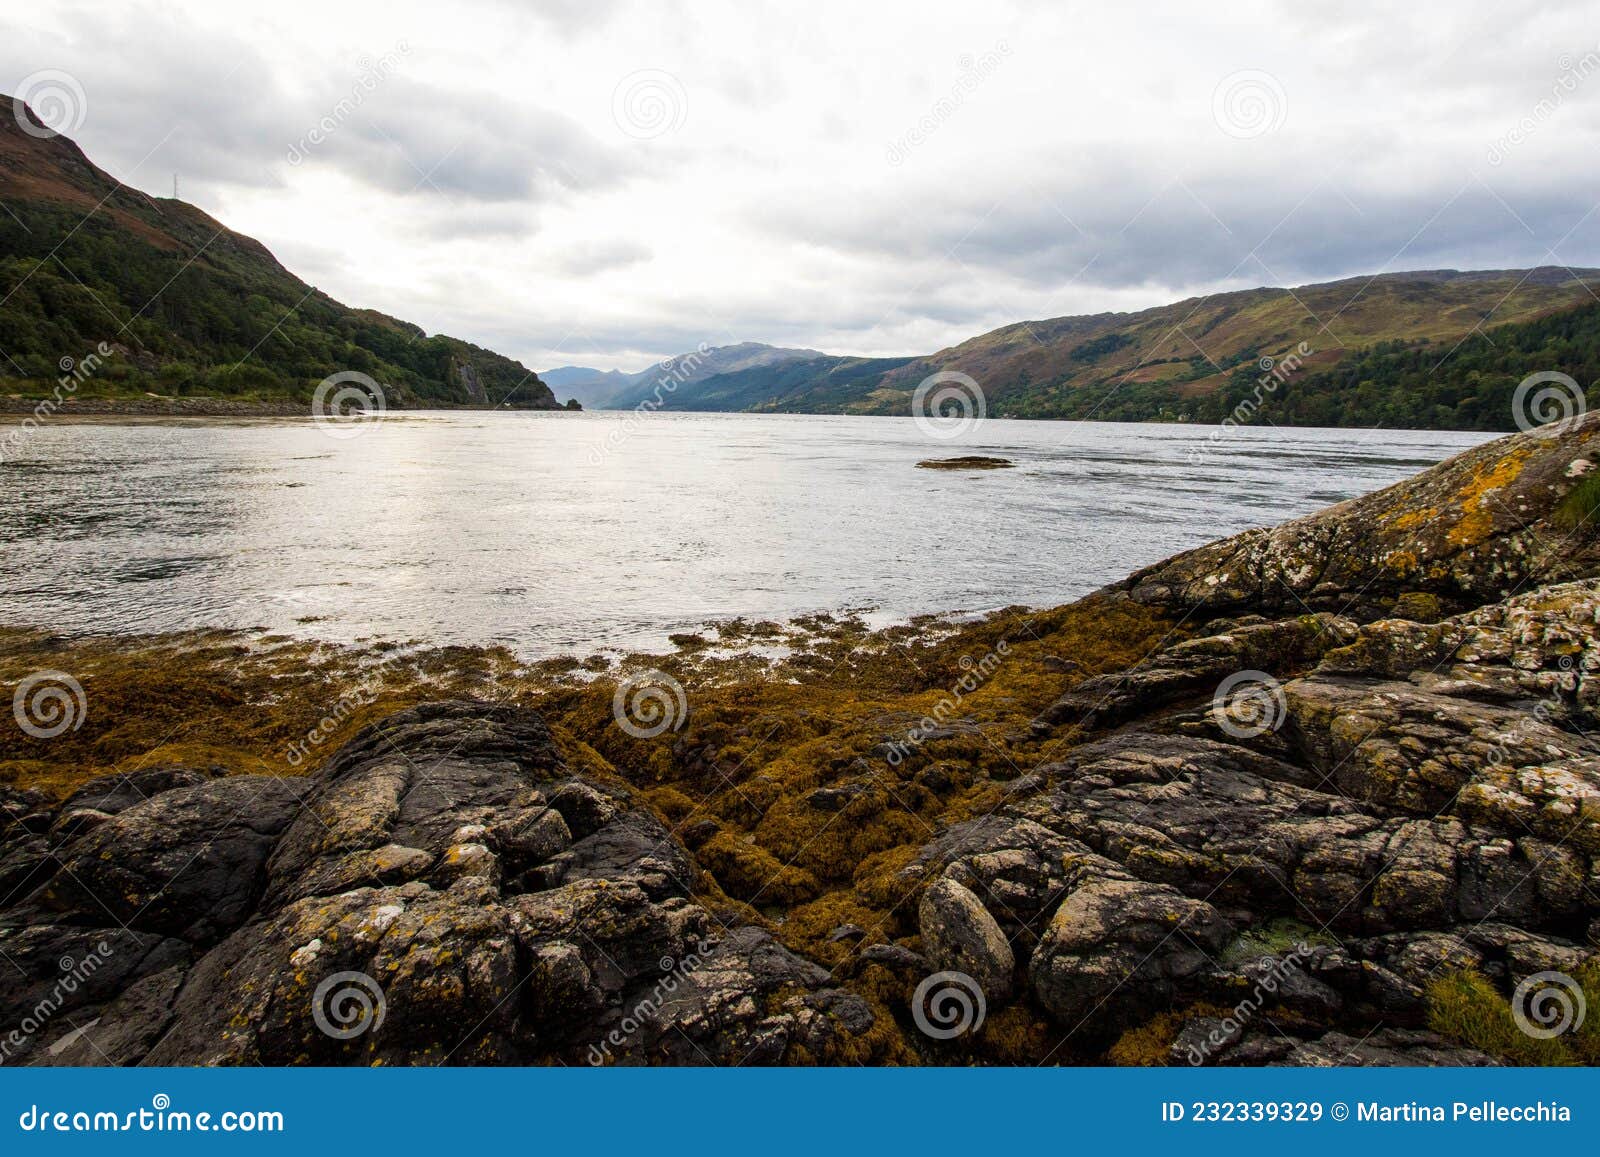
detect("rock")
(58, 766), (220, 816)
(1108, 414), (1600, 619)
(806, 784), (866, 812)
(0, 925), (190, 1065)
(5, 702), (881, 1066)
(37, 966), (189, 1066)
(918, 877), (1016, 1002)
(1030, 860), (1232, 1034)
(859, 943), (927, 971)
(581, 927), (874, 1066)
(1171, 1016), (1246, 1066)
(434, 842), (500, 886)
(1035, 613), (1357, 731)
(34, 776), (313, 944)
(915, 456), (1014, 470)
(1276, 1027), (1502, 1067)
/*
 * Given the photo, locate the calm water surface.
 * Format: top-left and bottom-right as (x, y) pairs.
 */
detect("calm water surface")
(0, 412), (1491, 656)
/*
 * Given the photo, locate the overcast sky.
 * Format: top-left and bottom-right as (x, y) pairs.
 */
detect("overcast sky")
(6, 0), (1600, 371)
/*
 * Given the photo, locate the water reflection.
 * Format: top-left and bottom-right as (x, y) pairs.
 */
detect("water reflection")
(0, 412), (1490, 656)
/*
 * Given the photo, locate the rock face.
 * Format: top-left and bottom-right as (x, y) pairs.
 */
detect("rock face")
(0, 703), (881, 1066)
(904, 415), (1600, 1061)
(1107, 416), (1600, 620)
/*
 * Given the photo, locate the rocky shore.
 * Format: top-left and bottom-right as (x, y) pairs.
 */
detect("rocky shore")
(1, 396), (311, 418)
(2, 416), (1599, 1066)
(0, 396), (579, 418)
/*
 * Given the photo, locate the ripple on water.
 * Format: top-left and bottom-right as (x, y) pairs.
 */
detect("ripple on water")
(0, 413), (1493, 656)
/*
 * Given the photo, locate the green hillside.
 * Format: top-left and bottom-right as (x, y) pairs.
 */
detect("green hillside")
(0, 94), (560, 408)
(662, 270), (1600, 428)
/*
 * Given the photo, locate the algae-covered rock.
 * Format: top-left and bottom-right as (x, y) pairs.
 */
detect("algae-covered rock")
(7, 702), (881, 1066)
(1109, 412), (1600, 619)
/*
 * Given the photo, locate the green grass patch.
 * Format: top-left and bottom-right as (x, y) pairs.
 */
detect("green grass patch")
(1426, 967), (1600, 1065)
(1552, 472), (1600, 532)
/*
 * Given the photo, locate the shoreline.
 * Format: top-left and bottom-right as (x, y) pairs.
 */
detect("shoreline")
(0, 394), (1512, 434)
(0, 396), (576, 418)
(2, 417), (1598, 1067)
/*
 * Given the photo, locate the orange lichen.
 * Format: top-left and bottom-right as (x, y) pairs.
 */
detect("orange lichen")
(1446, 446), (1533, 547)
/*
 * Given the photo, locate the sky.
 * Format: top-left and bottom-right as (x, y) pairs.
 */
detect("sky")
(5, 0), (1600, 372)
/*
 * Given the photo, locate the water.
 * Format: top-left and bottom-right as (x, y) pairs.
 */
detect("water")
(0, 412), (1491, 657)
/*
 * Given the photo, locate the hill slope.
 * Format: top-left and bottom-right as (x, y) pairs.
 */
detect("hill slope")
(0, 94), (561, 409)
(663, 269), (1600, 428)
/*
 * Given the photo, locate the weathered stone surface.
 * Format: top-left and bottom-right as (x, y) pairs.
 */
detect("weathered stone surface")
(1029, 856), (1232, 1033)
(0, 924), (190, 1065)
(35, 776), (313, 943)
(1275, 1027), (1503, 1067)
(918, 877), (1016, 1001)
(1105, 414), (1600, 619)
(8, 702), (878, 1067)
(912, 423), (1600, 1061)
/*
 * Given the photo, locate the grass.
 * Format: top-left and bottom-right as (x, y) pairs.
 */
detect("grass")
(1219, 918), (1339, 966)
(1552, 472), (1600, 532)
(1425, 966), (1600, 1065)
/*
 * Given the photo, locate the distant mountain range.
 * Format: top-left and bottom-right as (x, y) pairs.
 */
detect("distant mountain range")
(0, 94), (563, 409)
(543, 342), (825, 409)
(556, 268), (1600, 429)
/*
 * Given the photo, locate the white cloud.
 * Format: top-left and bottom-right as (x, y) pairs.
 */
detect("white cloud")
(5, 0), (1600, 372)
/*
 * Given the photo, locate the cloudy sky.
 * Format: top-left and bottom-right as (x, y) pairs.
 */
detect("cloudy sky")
(5, 0), (1600, 371)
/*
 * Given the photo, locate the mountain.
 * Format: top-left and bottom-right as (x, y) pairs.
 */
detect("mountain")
(539, 365), (629, 410)
(630, 268), (1600, 429)
(543, 341), (824, 409)
(637, 352), (919, 412)
(0, 94), (562, 409)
